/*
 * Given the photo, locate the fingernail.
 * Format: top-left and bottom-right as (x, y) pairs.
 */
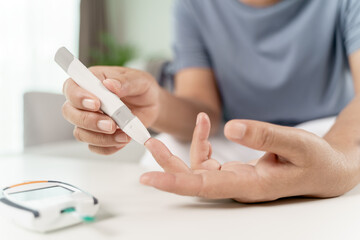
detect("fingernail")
(82, 99), (96, 110)
(196, 113), (202, 125)
(140, 174), (151, 185)
(204, 114), (210, 121)
(115, 133), (128, 143)
(144, 139), (153, 150)
(144, 138), (151, 146)
(106, 79), (122, 90)
(232, 123), (247, 139)
(97, 120), (113, 132)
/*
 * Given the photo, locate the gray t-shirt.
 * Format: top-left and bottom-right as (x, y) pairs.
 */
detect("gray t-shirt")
(171, 0), (360, 125)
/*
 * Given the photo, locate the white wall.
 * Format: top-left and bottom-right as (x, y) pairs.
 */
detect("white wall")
(0, 0), (80, 153)
(107, 0), (174, 60)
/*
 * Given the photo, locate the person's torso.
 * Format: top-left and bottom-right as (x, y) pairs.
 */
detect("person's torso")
(185, 0), (354, 124)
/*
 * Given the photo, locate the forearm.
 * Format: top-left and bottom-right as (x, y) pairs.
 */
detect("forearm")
(323, 95), (360, 175)
(151, 88), (221, 141)
(324, 96), (360, 149)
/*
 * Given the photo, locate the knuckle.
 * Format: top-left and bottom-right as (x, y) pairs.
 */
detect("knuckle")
(103, 150), (117, 155)
(255, 126), (275, 150)
(63, 80), (87, 105)
(61, 101), (70, 119)
(72, 89), (83, 101)
(79, 111), (95, 128)
(89, 145), (116, 156)
(88, 66), (99, 72)
(88, 145), (103, 155)
(62, 78), (70, 95)
(79, 112), (88, 126)
(296, 133), (310, 149)
(88, 66), (103, 75)
(197, 174), (208, 198)
(111, 121), (117, 133)
(89, 66), (109, 82)
(73, 127), (83, 142)
(96, 133), (110, 146)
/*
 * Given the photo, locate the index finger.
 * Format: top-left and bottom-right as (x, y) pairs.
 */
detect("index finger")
(63, 78), (100, 111)
(140, 170), (239, 199)
(145, 138), (190, 173)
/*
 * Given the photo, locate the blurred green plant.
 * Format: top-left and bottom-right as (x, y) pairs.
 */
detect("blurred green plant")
(90, 32), (137, 66)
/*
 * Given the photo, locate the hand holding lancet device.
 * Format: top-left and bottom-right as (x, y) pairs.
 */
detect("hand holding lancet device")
(55, 47), (151, 145)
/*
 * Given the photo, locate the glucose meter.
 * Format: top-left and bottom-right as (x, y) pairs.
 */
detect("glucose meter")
(0, 180), (99, 232)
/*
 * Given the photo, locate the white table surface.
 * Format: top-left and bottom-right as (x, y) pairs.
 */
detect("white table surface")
(24, 140), (145, 163)
(0, 154), (360, 240)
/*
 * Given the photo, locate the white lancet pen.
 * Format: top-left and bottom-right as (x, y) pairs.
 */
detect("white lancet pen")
(54, 47), (151, 145)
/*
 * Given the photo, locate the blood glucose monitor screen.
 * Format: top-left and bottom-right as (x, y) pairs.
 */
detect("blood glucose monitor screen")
(9, 186), (73, 202)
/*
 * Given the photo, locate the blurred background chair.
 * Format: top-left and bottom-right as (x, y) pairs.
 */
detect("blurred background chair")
(23, 91), (73, 148)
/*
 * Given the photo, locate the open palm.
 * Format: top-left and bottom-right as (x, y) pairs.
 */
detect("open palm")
(141, 113), (355, 203)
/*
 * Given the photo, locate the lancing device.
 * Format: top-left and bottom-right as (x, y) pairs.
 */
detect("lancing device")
(55, 47), (151, 145)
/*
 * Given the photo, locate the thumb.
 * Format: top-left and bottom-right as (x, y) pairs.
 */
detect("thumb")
(103, 78), (124, 97)
(103, 71), (153, 99)
(89, 66), (140, 98)
(224, 120), (313, 164)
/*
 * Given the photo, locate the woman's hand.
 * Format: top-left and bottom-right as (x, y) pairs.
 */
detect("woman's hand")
(141, 113), (359, 203)
(62, 66), (160, 155)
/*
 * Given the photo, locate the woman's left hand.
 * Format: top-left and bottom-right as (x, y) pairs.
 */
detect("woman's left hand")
(141, 113), (359, 203)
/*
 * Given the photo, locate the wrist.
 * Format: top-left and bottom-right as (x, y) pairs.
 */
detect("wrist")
(324, 132), (360, 163)
(151, 87), (170, 131)
(324, 137), (360, 190)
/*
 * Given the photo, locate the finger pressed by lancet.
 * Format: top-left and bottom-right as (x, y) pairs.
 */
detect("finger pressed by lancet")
(145, 138), (190, 173)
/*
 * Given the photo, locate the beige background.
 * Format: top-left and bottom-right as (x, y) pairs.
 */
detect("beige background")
(107, 0), (174, 59)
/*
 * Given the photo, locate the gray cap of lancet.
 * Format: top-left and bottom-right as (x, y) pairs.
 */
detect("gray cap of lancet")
(55, 47), (74, 72)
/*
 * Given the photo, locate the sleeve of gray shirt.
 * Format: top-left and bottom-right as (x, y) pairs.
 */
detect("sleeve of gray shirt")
(341, 0), (360, 55)
(172, 0), (211, 73)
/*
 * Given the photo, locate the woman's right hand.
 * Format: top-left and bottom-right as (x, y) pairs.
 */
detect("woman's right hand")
(62, 66), (161, 155)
